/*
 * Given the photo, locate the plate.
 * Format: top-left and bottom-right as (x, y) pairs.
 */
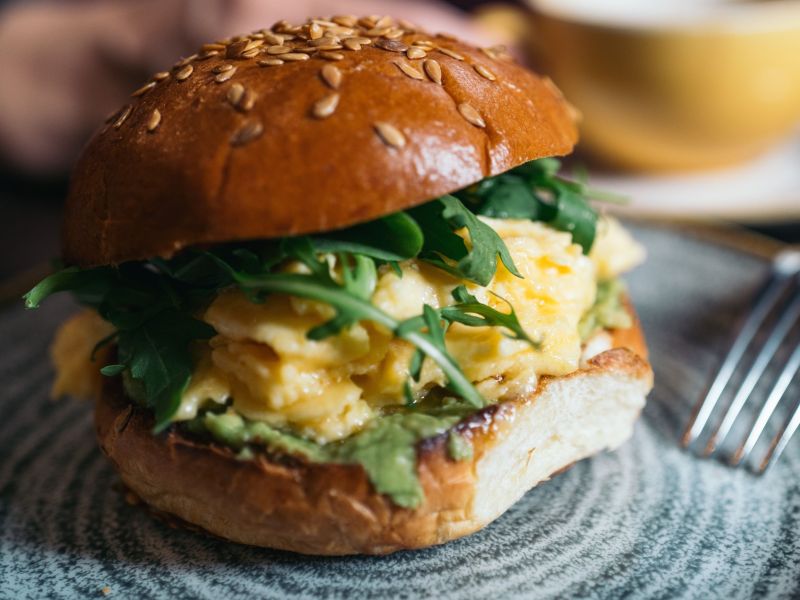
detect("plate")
(1, 222), (799, 599)
(593, 137), (800, 222)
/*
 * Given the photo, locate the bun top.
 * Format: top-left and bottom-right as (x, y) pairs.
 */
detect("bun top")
(62, 15), (578, 266)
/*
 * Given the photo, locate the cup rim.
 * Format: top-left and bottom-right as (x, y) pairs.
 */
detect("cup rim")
(526, 0), (800, 33)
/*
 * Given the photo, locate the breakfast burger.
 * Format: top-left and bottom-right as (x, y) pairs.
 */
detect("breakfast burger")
(25, 15), (652, 555)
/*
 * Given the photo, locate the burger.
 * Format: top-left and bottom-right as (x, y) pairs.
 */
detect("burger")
(25, 15), (653, 555)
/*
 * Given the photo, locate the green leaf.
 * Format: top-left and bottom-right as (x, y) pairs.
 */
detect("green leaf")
(459, 158), (600, 255)
(410, 195), (521, 286)
(312, 213), (424, 262)
(117, 309), (214, 432)
(471, 176), (540, 220)
(441, 285), (539, 347)
(548, 185), (597, 254)
(23, 266), (115, 309)
(99, 364), (126, 376)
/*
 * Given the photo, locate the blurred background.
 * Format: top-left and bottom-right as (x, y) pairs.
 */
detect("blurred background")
(1, 0), (799, 287)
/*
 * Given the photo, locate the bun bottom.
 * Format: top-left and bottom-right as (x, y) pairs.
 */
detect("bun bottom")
(95, 312), (652, 555)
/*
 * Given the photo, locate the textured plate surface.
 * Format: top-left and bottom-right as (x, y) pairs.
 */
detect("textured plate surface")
(1, 222), (799, 599)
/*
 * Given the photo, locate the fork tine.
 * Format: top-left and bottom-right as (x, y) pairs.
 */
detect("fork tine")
(681, 274), (791, 448)
(703, 292), (800, 456)
(731, 338), (800, 468)
(760, 392), (800, 473)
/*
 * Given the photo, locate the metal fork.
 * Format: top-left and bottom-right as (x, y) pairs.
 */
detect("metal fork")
(682, 247), (800, 473)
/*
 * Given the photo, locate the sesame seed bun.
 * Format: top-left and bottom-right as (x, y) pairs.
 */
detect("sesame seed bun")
(61, 18), (578, 267)
(94, 305), (652, 555)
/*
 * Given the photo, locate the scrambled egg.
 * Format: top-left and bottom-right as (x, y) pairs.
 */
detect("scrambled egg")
(190, 217), (643, 442)
(50, 216), (643, 444)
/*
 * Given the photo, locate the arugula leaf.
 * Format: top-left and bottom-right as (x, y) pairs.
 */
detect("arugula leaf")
(441, 285), (539, 347)
(410, 195), (521, 286)
(463, 176), (540, 220)
(312, 213), (424, 262)
(25, 262), (217, 432)
(23, 266), (116, 309)
(99, 364), (126, 376)
(455, 158), (600, 254)
(547, 185), (597, 253)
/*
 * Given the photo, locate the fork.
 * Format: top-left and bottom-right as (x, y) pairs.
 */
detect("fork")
(682, 247), (800, 473)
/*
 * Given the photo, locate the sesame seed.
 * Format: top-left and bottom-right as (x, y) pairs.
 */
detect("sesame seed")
(474, 64), (497, 81)
(326, 26), (355, 37)
(343, 38), (362, 51)
(241, 48), (260, 58)
(366, 27), (391, 37)
(214, 67), (237, 82)
(257, 58), (284, 66)
(309, 23), (323, 40)
(374, 39), (408, 53)
(238, 89), (256, 112)
(320, 64), (342, 89)
(489, 44), (511, 60)
(374, 121), (406, 148)
(319, 51), (344, 61)
(437, 47), (464, 61)
(332, 15), (358, 28)
(230, 120), (264, 146)
(457, 103), (486, 128)
(146, 109), (161, 132)
(175, 64), (194, 81)
(131, 81), (156, 97)
(351, 36), (372, 45)
(281, 53), (310, 61)
(313, 44), (343, 51)
(394, 60), (425, 81)
(152, 71), (170, 81)
(406, 47), (426, 60)
(423, 59), (443, 84)
(226, 38), (263, 59)
(310, 36), (340, 47)
(113, 105), (132, 129)
(213, 64), (234, 73)
(263, 32), (284, 46)
(384, 28), (404, 40)
(176, 54), (198, 68)
(267, 45), (291, 55)
(311, 19), (338, 28)
(312, 93), (340, 119)
(227, 83), (245, 106)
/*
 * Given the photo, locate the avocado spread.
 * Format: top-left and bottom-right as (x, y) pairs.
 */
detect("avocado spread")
(579, 279), (631, 341)
(190, 409), (466, 508)
(185, 278), (629, 509)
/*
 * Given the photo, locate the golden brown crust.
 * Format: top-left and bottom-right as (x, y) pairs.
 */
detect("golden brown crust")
(95, 311), (651, 555)
(62, 19), (578, 266)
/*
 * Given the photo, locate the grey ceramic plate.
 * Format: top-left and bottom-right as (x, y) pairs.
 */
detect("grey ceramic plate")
(1, 222), (798, 600)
